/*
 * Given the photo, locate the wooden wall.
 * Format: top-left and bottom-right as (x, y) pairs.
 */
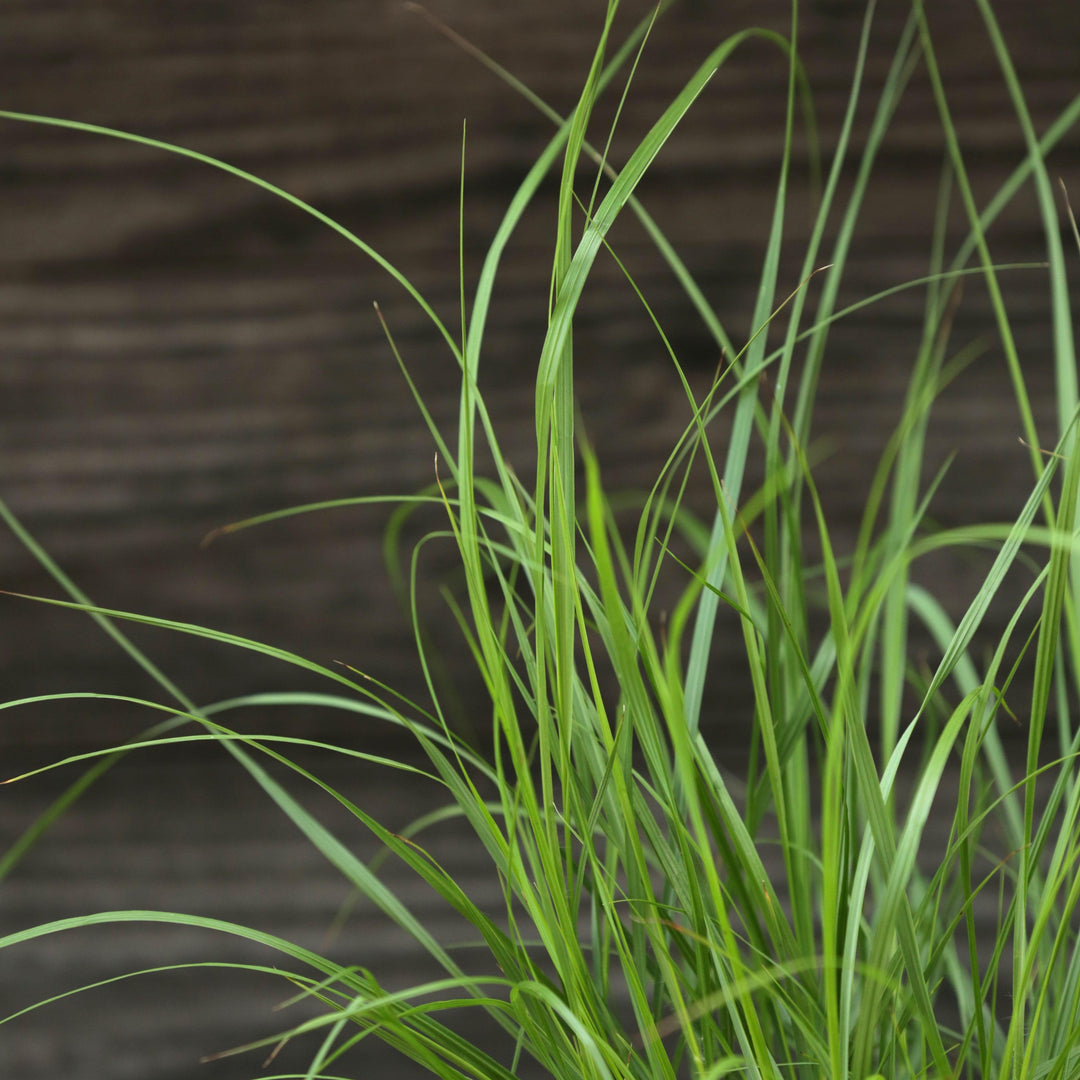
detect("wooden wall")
(1, 1), (1077, 1076)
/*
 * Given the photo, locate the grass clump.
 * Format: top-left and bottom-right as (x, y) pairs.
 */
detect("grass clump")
(3, 2), (1080, 1078)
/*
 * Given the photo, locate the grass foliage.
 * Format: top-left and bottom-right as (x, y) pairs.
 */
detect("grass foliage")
(3, 2), (1080, 1077)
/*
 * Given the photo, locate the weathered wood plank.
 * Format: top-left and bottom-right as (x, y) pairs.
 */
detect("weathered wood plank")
(1, 0), (1075, 752)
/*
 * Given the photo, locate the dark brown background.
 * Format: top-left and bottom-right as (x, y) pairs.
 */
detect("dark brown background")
(1, 2), (1077, 1077)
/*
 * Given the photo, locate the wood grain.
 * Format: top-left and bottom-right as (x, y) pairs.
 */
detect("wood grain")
(2, 0), (1074, 749)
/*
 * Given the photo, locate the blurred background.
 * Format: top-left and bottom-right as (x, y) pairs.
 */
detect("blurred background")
(1, 1), (1077, 1076)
